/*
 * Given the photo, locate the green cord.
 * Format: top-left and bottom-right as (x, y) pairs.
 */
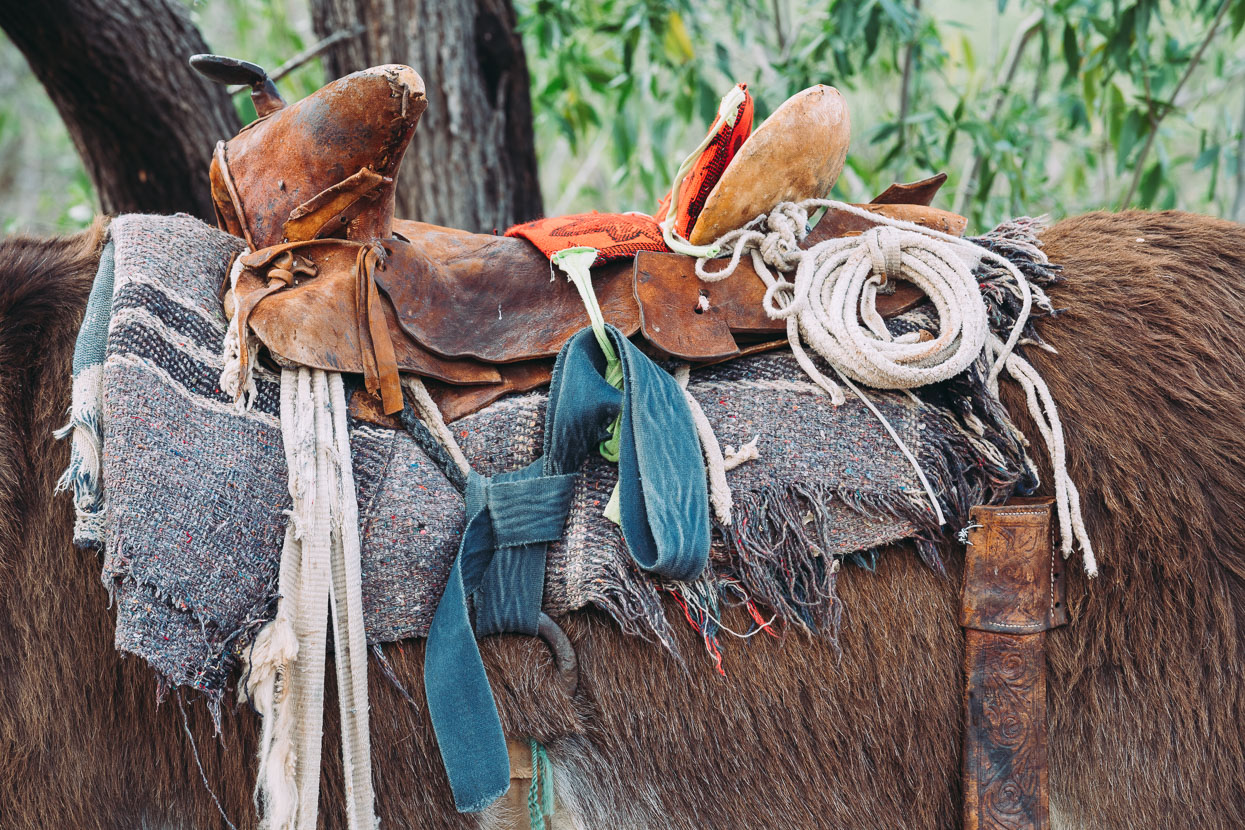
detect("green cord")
(551, 247), (624, 464)
(527, 739), (555, 829)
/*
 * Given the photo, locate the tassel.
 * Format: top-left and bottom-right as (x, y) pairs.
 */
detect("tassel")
(240, 600), (300, 830)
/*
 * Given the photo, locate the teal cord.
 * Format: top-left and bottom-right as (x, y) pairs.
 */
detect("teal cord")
(527, 739), (555, 829)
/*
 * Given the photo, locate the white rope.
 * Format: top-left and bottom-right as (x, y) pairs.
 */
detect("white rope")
(723, 436), (760, 470)
(248, 367), (378, 830)
(675, 364), (735, 525)
(695, 198), (1095, 572)
(326, 373), (378, 829)
(993, 339), (1097, 574)
(402, 375), (471, 478)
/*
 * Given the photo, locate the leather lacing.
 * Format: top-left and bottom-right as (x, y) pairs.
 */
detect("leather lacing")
(233, 239), (403, 414)
(216, 144), (404, 415)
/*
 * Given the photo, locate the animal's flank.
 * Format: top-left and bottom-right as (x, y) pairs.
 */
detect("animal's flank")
(1009, 210), (1245, 829)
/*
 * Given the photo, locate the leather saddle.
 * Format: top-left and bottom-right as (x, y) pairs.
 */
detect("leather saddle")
(193, 55), (966, 421)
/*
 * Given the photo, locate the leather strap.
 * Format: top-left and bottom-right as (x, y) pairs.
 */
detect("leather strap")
(282, 167), (391, 241)
(213, 140), (256, 250)
(231, 251), (304, 388)
(960, 498), (1067, 830)
(232, 239), (405, 415)
(353, 242), (403, 414)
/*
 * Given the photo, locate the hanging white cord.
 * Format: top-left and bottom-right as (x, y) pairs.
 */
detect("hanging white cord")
(695, 198), (1094, 573)
(675, 364), (737, 525)
(402, 375), (471, 479)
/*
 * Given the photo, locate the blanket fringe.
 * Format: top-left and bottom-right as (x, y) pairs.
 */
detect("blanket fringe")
(55, 366), (107, 543)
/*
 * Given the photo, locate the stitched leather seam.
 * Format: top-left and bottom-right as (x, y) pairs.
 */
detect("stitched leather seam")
(984, 621), (1045, 632)
(976, 507), (1054, 631)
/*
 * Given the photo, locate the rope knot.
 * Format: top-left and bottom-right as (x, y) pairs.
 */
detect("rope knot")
(863, 225), (903, 286)
(757, 202), (809, 270)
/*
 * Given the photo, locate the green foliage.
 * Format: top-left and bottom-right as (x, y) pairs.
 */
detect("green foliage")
(517, 0), (1245, 228)
(0, 0), (1243, 232)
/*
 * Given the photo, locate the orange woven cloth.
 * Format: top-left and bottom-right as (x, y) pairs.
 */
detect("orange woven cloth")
(506, 82), (753, 265)
(504, 212), (667, 266)
(658, 83), (754, 239)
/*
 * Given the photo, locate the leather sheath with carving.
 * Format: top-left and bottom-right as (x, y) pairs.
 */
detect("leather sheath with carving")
(961, 498), (1067, 830)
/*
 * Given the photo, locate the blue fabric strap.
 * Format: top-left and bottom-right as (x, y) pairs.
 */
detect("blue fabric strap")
(425, 325), (710, 812)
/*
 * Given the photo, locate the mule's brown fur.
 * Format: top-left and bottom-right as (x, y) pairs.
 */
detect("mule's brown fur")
(0, 211), (1241, 829)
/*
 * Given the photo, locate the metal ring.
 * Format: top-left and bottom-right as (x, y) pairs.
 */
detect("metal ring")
(537, 612), (579, 696)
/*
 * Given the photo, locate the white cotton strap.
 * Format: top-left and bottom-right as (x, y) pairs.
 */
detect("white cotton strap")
(290, 369), (334, 829)
(326, 373), (377, 829)
(251, 367), (377, 830)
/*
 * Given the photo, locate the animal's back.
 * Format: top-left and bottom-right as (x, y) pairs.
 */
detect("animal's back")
(0, 211), (1241, 829)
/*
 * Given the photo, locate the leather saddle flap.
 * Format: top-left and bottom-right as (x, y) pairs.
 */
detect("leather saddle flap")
(375, 223), (640, 363)
(234, 243), (501, 386)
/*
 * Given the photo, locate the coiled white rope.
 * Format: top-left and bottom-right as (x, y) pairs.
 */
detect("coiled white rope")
(696, 199), (1096, 574)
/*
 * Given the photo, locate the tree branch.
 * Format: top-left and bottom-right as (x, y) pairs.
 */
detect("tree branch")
(771, 0), (786, 55)
(1233, 82), (1245, 221)
(897, 0), (922, 151)
(227, 26), (365, 95)
(1119, 0), (1233, 209)
(0, 0), (240, 218)
(952, 10), (1043, 216)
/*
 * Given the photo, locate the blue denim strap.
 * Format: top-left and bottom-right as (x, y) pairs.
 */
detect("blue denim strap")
(425, 325), (710, 812)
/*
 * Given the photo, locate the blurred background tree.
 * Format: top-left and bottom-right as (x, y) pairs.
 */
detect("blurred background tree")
(0, 0), (1242, 234)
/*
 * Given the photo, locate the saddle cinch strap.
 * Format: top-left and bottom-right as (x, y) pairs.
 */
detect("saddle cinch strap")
(425, 325), (711, 812)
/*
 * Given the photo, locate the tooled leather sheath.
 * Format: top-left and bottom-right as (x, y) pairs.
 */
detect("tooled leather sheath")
(961, 499), (1067, 830)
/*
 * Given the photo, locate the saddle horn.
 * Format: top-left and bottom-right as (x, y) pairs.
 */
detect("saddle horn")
(189, 53), (286, 117)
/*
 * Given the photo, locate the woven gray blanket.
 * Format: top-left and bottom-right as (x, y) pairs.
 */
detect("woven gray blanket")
(65, 214), (1054, 702)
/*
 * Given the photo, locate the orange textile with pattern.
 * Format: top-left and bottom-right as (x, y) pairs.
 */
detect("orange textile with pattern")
(504, 212), (668, 266)
(658, 83), (754, 239)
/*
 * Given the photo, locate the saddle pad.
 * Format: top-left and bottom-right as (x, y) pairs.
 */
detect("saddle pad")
(70, 214), (1045, 702)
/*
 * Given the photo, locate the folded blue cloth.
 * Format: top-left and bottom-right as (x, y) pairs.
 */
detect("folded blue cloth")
(425, 324), (710, 811)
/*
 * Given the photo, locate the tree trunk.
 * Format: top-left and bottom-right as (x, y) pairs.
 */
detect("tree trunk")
(0, 0), (240, 220)
(311, 0), (543, 232)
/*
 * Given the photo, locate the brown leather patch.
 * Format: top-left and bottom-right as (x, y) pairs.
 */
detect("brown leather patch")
(349, 388), (402, 430)
(634, 253), (742, 362)
(426, 360), (554, 423)
(374, 228), (640, 364)
(235, 241), (502, 387)
(961, 499), (1067, 634)
(869, 173), (948, 206)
